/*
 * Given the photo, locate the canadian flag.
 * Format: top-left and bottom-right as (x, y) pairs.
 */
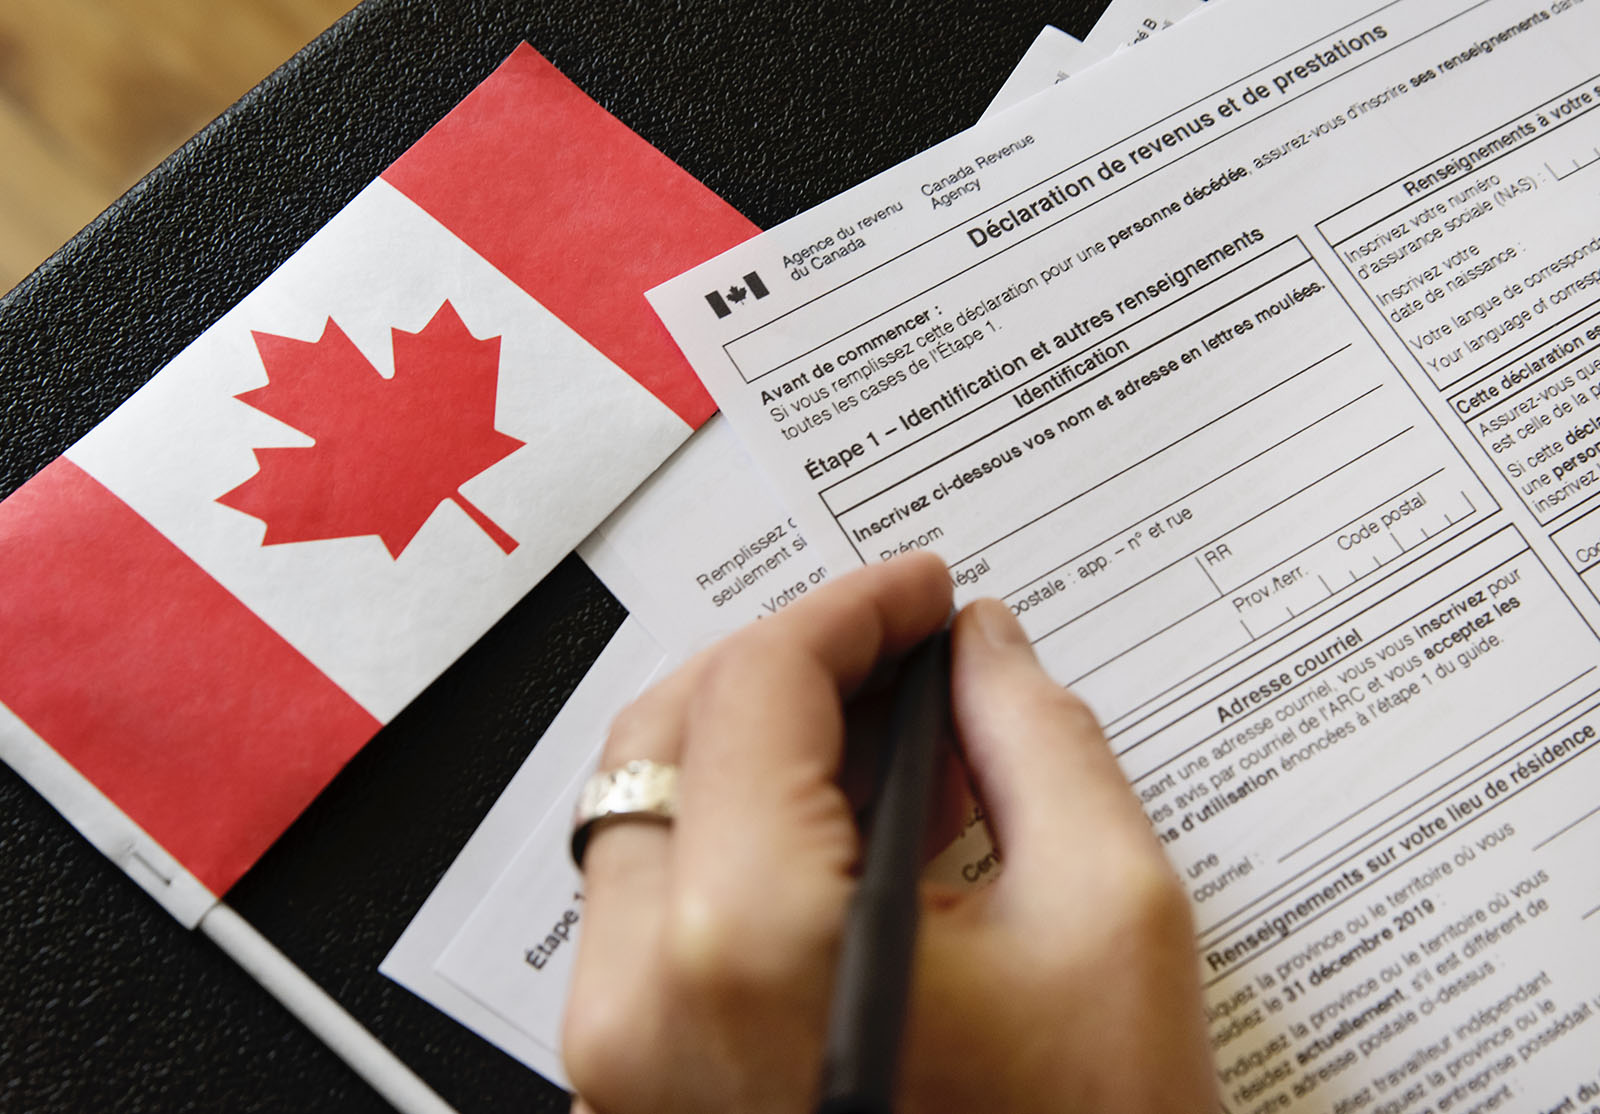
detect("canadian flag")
(0, 44), (753, 925)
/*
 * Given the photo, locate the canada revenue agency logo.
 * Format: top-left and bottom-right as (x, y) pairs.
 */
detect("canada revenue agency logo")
(705, 271), (769, 318)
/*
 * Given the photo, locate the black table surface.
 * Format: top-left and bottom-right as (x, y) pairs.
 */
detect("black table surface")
(0, 2), (1106, 1110)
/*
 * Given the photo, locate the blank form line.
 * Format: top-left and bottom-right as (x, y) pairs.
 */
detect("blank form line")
(1117, 528), (1520, 768)
(1532, 800), (1600, 851)
(1033, 429), (1416, 648)
(1278, 670), (1595, 862)
(938, 351), (1364, 569)
(1196, 679), (1600, 947)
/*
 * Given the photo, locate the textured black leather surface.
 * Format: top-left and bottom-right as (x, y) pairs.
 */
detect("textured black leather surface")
(0, 2), (1106, 1110)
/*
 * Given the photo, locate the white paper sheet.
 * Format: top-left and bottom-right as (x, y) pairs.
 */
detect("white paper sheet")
(650, 1), (1600, 1108)
(1080, 0), (1205, 62)
(984, 26), (1084, 116)
(578, 417), (827, 657)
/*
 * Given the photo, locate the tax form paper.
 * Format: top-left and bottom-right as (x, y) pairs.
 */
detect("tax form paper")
(651, 0), (1600, 1109)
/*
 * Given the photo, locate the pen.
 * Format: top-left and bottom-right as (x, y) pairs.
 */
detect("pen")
(815, 626), (952, 1114)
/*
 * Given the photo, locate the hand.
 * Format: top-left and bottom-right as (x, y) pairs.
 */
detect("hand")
(563, 553), (1218, 1113)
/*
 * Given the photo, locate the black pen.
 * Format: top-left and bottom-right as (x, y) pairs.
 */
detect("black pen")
(815, 627), (952, 1114)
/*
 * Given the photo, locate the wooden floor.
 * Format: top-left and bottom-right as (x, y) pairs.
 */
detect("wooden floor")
(0, 0), (357, 295)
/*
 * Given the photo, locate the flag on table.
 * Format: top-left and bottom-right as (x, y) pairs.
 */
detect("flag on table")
(0, 43), (754, 926)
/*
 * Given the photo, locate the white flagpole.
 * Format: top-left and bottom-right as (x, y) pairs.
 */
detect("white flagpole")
(199, 902), (459, 1114)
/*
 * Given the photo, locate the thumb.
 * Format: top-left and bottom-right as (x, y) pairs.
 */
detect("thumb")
(948, 599), (1163, 904)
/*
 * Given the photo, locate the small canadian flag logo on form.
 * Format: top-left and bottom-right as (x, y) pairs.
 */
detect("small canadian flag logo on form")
(705, 270), (769, 318)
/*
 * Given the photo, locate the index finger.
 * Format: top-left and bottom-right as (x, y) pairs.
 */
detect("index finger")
(666, 553), (953, 960)
(750, 550), (954, 695)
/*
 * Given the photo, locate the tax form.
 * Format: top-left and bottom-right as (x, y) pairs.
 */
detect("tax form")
(651, 0), (1600, 1109)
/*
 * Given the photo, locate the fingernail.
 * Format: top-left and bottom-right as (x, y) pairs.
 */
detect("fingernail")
(969, 598), (1035, 654)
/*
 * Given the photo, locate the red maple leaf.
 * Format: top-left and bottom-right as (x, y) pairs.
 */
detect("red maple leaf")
(218, 301), (525, 557)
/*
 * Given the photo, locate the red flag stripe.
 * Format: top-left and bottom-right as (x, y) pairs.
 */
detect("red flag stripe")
(0, 459), (381, 894)
(381, 44), (755, 428)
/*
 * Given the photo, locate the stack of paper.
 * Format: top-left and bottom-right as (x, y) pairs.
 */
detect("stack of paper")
(393, 0), (1600, 1110)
